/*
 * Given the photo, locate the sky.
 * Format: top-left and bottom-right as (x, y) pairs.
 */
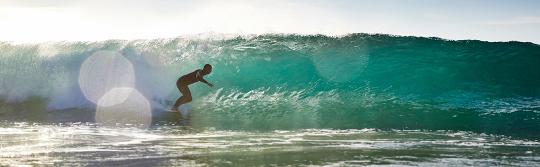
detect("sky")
(1, 0), (539, 43)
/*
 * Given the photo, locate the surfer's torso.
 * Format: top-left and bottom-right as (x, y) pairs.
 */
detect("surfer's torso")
(178, 69), (203, 85)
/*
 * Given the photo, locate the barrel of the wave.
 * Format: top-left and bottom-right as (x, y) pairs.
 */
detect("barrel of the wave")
(78, 50), (152, 127)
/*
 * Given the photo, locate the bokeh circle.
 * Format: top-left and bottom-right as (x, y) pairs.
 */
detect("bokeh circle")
(79, 51), (135, 105)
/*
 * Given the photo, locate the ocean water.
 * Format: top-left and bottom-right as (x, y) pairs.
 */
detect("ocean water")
(1, 122), (539, 166)
(1, 33), (539, 166)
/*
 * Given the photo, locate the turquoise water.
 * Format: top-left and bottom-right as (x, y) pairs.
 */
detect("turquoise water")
(1, 33), (540, 165)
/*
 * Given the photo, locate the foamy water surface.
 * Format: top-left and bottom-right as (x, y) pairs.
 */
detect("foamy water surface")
(1, 122), (539, 166)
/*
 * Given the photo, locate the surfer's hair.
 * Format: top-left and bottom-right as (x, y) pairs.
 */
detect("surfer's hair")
(204, 64), (212, 69)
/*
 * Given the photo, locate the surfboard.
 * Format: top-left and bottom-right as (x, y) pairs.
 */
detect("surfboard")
(164, 105), (190, 117)
(166, 109), (180, 113)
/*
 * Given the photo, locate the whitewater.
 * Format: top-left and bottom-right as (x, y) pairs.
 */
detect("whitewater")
(1, 33), (539, 166)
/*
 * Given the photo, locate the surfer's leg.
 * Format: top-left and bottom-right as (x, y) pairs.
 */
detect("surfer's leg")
(171, 82), (185, 111)
(172, 97), (182, 111)
(173, 85), (191, 109)
(179, 86), (192, 104)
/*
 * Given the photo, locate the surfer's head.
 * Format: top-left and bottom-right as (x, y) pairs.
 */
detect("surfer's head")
(202, 64), (212, 75)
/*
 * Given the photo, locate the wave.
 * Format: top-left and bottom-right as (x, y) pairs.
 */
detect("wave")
(1, 33), (539, 138)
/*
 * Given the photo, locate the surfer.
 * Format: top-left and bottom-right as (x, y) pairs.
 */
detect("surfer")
(170, 64), (214, 112)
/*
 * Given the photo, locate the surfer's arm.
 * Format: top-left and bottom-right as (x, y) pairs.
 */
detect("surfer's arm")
(194, 70), (212, 87)
(200, 78), (213, 87)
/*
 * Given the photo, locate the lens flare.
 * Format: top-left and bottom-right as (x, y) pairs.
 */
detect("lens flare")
(96, 87), (152, 127)
(312, 45), (369, 82)
(78, 51), (135, 105)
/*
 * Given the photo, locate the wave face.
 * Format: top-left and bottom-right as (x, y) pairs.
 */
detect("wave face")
(1, 34), (539, 138)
